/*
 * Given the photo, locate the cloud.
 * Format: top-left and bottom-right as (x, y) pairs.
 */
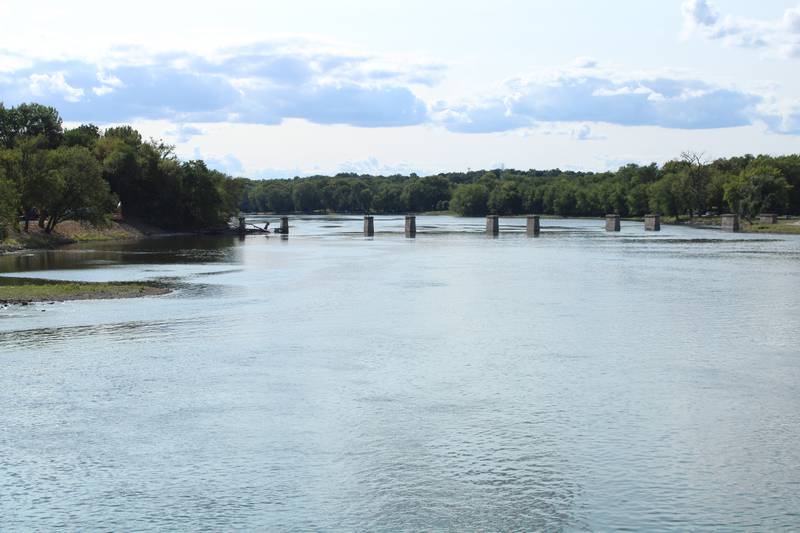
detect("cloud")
(681, 0), (800, 58)
(758, 101), (800, 135)
(0, 39), (438, 128)
(435, 67), (762, 133)
(193, 150), (246, 176)
(336, 156), (421, 176)
(571, 124), (604, 141)
(28, 72), (84, 102)
(3, 39), (800, 138)
(167, 124), (204, 143)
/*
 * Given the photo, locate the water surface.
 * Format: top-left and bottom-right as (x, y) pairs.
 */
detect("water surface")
(2, 216), (799, 531)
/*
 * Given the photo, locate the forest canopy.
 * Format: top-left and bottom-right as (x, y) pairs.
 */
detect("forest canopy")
(240, 152), (799, 219)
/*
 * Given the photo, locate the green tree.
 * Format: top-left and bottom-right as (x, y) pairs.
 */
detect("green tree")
(64, 124), (101, 148)
(0, 103), (64, 148)
(0, 172), (19, 239)
(40, 146), (116, 232)
(292, 180), (321, 212)
(487, 181), (522, 215)
(725, 165), (792, 220)
(450, 183), (489, 216)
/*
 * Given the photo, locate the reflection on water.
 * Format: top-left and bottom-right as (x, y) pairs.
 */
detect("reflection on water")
(1, 216), (800, 530)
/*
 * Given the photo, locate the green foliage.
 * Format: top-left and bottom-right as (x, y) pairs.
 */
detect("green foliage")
(39, 146), (116, 232)
(236, 154), (800, 218)
(292, 180), (322, 212)
(0, 102), (63, 148)
(63, 124), (101, 148)
(0, 102), (244, 232)
(724, 165), (791, 221)
(451, 183), (489, 216)
(0, 176), (19, 239)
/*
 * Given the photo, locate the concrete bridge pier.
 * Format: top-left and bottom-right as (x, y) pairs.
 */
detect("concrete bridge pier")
(526, 215), (540, 237)
(721, 214), (740, 232)
(605, 214), (620, 232)
(364, 215), (375, 237)
(486, 215), (500, 236)
(759, 213), (778, 224)
(644, 214), (661, 231)
(405, 215), (416, 237)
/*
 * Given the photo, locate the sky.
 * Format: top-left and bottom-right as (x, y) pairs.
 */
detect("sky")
(1, 0), (799, 178)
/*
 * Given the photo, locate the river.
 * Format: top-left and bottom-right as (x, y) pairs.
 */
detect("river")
(1, 216), (799, 531)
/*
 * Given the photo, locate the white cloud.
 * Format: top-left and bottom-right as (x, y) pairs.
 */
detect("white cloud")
(570, 56), (599, 69)
(1, 39), (436, 127)
(3, 38), (800, 139)
(436, 66), (762, 133)
(571, 124), (604, 141)
(28, 72), (84, 102)
(336, 156), (421, 176)
(681, 0), (800, 58)
(167, 123), (204, 143)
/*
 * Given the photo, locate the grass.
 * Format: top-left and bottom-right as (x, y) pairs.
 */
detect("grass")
(0, 277), (170, 304)
(743, 223), (800, 235)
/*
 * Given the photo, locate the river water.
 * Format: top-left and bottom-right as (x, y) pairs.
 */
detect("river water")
(1, 216), (799, 531)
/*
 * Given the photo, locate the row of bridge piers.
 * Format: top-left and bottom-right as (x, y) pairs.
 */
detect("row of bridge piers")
(240, 213), (753, 237)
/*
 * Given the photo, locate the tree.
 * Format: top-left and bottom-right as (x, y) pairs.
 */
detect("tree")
(487, 181), (522, 215)
(0, 103), (63, 148)
(265, 183), (293, 213)
(450, 183), (488, 216)
(679, 151), (711, 218)
(648, 173), (686, 218)
(292, 180), (321, 212)
(373, 183), (403, 213)
(0, 173), (19, 239)
(38, 146), (116, 232)
(725, 165), (792, 221)
(64, 124), (101, 148)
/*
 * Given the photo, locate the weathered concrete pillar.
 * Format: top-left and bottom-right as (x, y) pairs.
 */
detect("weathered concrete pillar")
(644, 214), (661, 231)
(759, 213), (778, 224)
(605, 214), (620, 232)
(280, 216), (289, 234)
(486, 215), (499, 235)
(405, 215), (416, 237)
(364, 215), (374, 237)
(238, 216), (246, 235)
(526, 215), (540, 237)
(721, 214), (739, 232)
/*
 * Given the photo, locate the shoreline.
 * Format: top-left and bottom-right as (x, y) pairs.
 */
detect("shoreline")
(2, 214), (799, 260)
(0, 218), (205, 256)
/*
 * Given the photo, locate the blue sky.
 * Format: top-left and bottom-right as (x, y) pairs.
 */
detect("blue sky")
(1, 0), (799, 177)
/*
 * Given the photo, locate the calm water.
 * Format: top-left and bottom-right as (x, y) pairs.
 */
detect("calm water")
(2, 216), (799, 531)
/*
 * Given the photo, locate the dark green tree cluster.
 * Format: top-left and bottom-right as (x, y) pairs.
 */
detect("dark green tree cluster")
(241, 173), (452, 214)
(240, 152), (798, 219)
(0, 102), (242, 238)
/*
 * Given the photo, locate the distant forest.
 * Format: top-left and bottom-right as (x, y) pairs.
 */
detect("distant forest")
(1, 102), (798, 241)
(241, 152), (799, 219)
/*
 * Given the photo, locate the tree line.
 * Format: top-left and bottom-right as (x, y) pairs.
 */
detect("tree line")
(0, 102), (243, 239)
(2, 102), (798, 242)
(240, 152), (798, 219)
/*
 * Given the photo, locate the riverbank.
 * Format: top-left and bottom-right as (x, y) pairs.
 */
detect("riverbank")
(661, 216), (800, 235)
(0, 218), (193, 255)
(0, 276), (170, 305)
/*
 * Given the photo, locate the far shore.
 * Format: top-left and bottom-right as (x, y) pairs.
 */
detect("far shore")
(2, 213), (799, 260)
